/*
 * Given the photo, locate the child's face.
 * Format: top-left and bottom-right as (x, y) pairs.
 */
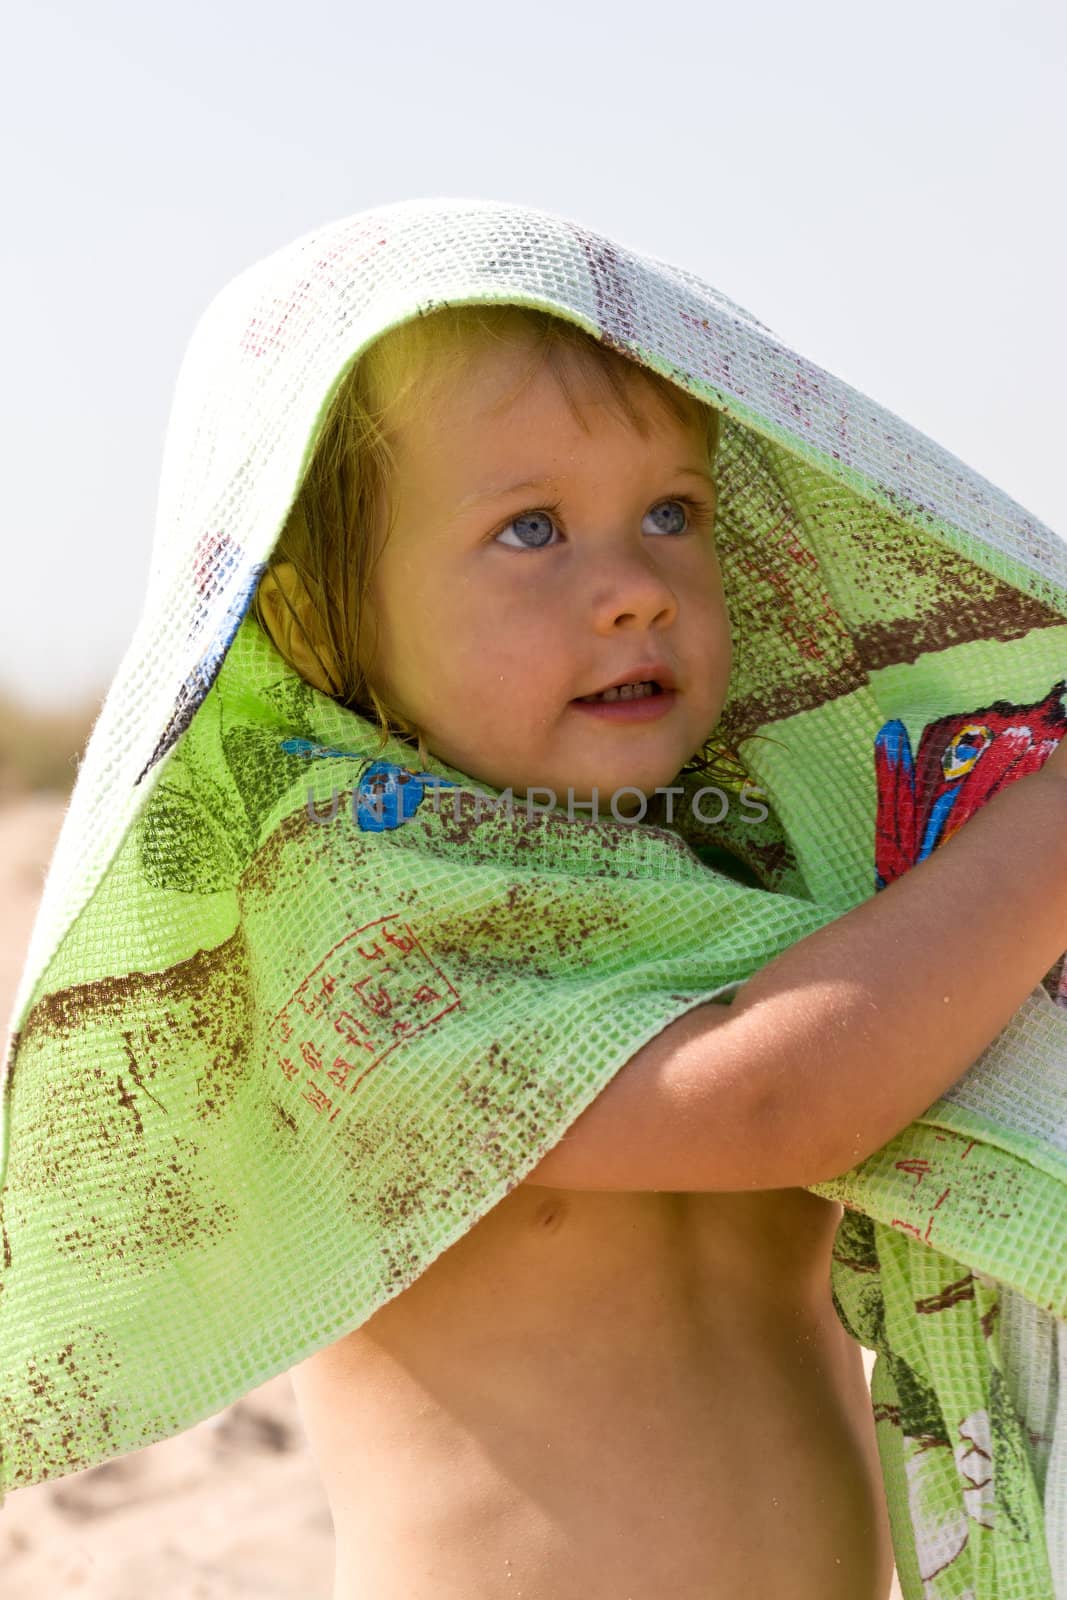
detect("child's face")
(358, 335), (733, 815)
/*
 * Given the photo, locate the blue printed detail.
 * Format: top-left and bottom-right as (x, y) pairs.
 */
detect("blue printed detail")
(873, 720), (914, 891)
(280, 737), (370, 763)
(355, 761), (451, 832)
(284, 739), (457, 832)
(917, 784), (961, 862)
(875, 719), (913, 778)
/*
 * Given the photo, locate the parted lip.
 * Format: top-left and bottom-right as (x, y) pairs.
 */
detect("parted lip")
(574, 663), (678, 698)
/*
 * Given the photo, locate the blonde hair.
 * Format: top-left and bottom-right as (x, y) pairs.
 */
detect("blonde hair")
(252, 302), (749, 790)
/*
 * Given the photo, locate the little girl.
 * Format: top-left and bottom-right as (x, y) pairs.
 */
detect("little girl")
(3, 199), (1066, 1600)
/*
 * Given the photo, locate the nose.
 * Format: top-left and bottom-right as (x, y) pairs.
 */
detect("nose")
(585, 542), (679, 633)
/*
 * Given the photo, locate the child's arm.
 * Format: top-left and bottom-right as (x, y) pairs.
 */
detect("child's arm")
(526, 752), (1067, 1193)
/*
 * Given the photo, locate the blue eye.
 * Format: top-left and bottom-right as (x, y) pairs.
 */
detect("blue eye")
(493, 497), (702, 551)
(644, 501), (688, 536)
(496, 510), (558, 550)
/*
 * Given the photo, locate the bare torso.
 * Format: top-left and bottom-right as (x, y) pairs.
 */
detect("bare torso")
(289, 1184), (895, 1600)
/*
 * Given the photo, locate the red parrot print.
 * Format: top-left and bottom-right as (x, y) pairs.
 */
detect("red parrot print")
(874, 681), (1067, 886)
(873, 679), (1067, 1002)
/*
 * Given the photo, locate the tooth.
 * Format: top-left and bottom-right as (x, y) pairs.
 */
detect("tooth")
(582, 680), (657, 703)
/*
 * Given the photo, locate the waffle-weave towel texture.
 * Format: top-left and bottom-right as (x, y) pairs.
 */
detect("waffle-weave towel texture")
(2, 197), (1067, 1598)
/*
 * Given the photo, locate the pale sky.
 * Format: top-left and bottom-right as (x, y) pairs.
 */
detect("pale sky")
(4, 0), (1064, 707)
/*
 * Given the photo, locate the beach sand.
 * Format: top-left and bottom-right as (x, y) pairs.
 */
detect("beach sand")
(0, 791), (901, 1598)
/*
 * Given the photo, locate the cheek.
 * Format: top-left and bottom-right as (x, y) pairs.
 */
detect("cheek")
(717, 594), (734, 659)
(364, 554), (443, 661)
(692, 568), (732, 645)
(689, 586), (733, 707)
(708, 560), (734, 642)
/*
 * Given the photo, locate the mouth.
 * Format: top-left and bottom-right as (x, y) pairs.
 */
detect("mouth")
(575, 679), (664, 704)
(572, 665), (678, 704)
(570, 673), (678, 722)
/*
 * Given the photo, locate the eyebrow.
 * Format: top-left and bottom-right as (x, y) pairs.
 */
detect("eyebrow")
(456, 465), (716, 510)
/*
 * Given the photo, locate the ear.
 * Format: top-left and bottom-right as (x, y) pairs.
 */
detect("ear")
(255, 561), (337, 694)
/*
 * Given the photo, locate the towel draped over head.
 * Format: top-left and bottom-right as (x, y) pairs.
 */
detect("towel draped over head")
(2, 197), (1066, 1597)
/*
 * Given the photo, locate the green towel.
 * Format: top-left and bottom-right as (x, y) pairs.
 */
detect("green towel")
(2, 197), (1066, 1598)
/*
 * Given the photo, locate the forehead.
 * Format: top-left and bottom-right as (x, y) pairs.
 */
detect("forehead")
(392, 330), (705, 466)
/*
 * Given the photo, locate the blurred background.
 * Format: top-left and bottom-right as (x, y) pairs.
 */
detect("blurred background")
(2, 0), (1063, 1591)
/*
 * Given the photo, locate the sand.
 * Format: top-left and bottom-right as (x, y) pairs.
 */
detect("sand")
(0, 791), (901, 1599)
